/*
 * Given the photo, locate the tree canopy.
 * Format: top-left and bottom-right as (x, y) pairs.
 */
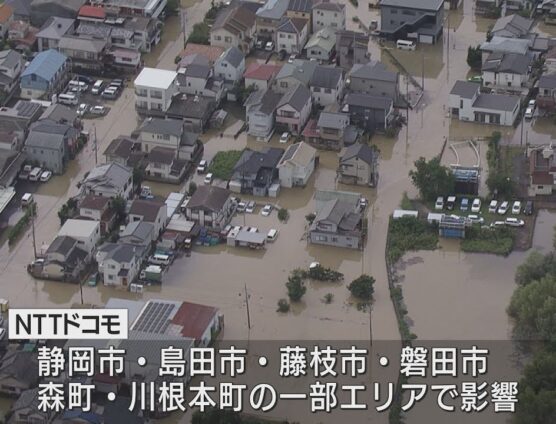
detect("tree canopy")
(348, 275), (375, 300)
(409, 157), (455, 202)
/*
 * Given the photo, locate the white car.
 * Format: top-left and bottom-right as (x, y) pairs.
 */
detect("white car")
(261, 204), (273, 216)
(90, 105), (106, 115)
(203, 173), (213, 184)
(309, 261), (320, 270)
(77, 103), (88, 116)
(279, 132), (290, 143)
(524, 107), (534, 120)
(505, 217), (525, 227)
(288, 54), (296, 63)
(467, 214), (485, 224)
(265, 41), (274, 51)
(434, 196), (444, 210)
(528, 99), (536, 109)
(197, 159), (208, 174)
(237, 201), (246, 212)
(488, 200), (498, 213)
(246, 201), (256, 214)
(40, 170), (52, 182)
(491, 220), (506, 228)
(512, 200), (521, 214)
(471, 198), (481, 213)
(497, 201), (509, 215)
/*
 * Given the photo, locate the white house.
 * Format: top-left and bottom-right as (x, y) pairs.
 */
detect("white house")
(214, 46), (245, 83)
(57, 219), (101, 255)
(134, 67), (178, 113)
(276, 16), (308, 54)
(245, 88), (283, 141)
(449, 80), (520, 126)
(210, 2), (257, 53)
(482, 52), (532, 89)
(309, 65), (344, 107)
(305, 26), (337, 61)
(244, 62), (282, 91)
(278, 141), (316, 188)
(312, 0), (345, 33)
(99, 243), (141, 287)
(128, 199), (168, 238)
(82, 162), (134, 199)
(276, 83), (312, 134)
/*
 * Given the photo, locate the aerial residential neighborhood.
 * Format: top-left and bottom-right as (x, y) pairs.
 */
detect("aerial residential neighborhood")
(0, 0), (555, 421)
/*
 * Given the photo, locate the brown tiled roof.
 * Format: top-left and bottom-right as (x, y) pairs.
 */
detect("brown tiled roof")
(244, 62), (282, 81)
(80, 194), (110, 211)
(171, 301), (218, 341)
(0, 4), (13, 24)
(187, 185), (230, 212)
(213, 3), (256, 36)
(179, 43), (224, 63)
(531, 172), (553, 185)
(129, 199), (165, 222)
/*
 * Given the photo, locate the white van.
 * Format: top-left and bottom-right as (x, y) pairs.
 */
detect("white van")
(91, 80), (104, 94)
(267, 229), (278, 242)
(148, 253), (172, 266)
(21, 193), (34, 207)
(396, 39), (416, 51)
(58, 93), (78, 106)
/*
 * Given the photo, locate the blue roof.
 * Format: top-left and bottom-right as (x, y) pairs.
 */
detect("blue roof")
(21, 49), (67, 82)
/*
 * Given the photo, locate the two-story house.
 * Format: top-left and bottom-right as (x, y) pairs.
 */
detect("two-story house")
(348, 60), (400, 103)
(146, 146), (188, 183)
(287, 0), (313, 25)
(343, 92), (394, 133)
(0, 49), (23, 97)
(42, 235), (89, 282)
(244, 62), (282, 91)
(82, 162), (134, 199)
(58, 34), (108, 73)
(338, 142), (378, 186)
(536, 73), (556, 110)
(309, 65), (343, 107)
(303, 109), (359, 150)
(211, 1), (257, 53)
(20, 49), (69, 99)
(36, 16), (75, 51)
(58, 219), (101, 256)
(277, 141), (316, 187)
(379, 0), (444, 44)
(276, 83), (312, 134)
(335, 30), (369, 71)
(276, 16), (308, 54)
(490, 14), (533, 38)
(274, 59), (317, 93)
(99, 243), (141, 287)
(138, 117), (201, 161)
(128, 198), (167, 238)
(256, 0), (289, 44)
(230, 147), (285, 196)
(134, 67), (178, 114)
(312, 0), (345, 33)
(214, 46), (245, 84)
(176, 63), (224, 103)
(245, 88), (283, 141)
(78, 194), (116, 234)
(481, 52), (532, 89)
(305, 26), (336, 61)
(185, 185), (235, 231)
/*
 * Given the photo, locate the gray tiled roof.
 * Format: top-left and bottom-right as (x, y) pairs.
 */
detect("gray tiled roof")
(184, 63), (211, 79)
(276, 59), (318, 85)
(350, 60), (397, 82)
(341, 142), (375, 165)
(220, 46), (244, 68)
(105, 243), (139, 263)
(491, 14), (533, 37)
(345, 92), (392, 110)
(0, 49), (22, 70)
(310, 65), (342, 89)
(472, 93), (520, 112)
(36, 16), (74, 40)
(482, 52), (532, 74)
(450, 80), (480, 99)
(148, 146), (175, 165)
(539, 73), (556, 89)
(85, 162), (132, 190)
(277, 16), (306, 33)
(277, 83), (311, 112)
(47, 235), (77, 256)
(256, 0), (289, 20)
(313, 0), (345, 11)
(187, 185), (231, 212)
(58, 35), (107, 53)
(317, 111), (348, 129)
(379, 0), (443, 11)
(288, 0), (312, 13)
(140, 117), (183, 137)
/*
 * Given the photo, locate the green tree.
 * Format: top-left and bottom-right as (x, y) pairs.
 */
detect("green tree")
(305, 213), (316, 224)
(467, 46), (482, 70)
(187, 22), (210, 45)
(348, 275), (375, 300)
(409, 157), (455, 202)
(278, 208), (289, 222)
(165, 0), (179, 15)
(277, 298), (290, 312)
(111, 196), (127, 222)
(286, 271), (306, 302)
(133, 166), (144, 191)
(515, 251), (556, 286)
(188, 181), (197, 196)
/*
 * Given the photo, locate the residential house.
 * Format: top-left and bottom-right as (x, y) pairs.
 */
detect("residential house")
(0, 100), (42, 144)
(121, 15), (162, 53)
(10, 388), (56, 424)
(82, 162), (133, 199)
(5, 0), (32, 22)
(42, 235), (89, 281)
(335, 30), (369, 70)
(276, 83), (312, 134)
(305, 26), (336, 61)
(170, 301), (221, 347)
(7, 20), (38, 51)
(230, 147), (284, 195)
(343, 92), (394, 132)
(449, 80), (520, 126)
(40, 103), (80, 128)
(490, 14), (533, 38)
(165, 94), (216, 131)
(35, 16), (74, 51)
(100, 0), (167, 18)
(481, 52), (532, 89)
(214, 46), (245, 83)
(277, 141), (316, 187)
(23, 119), (78, 174)
(303, 108), (359, 150)
(0, 4), (13, 38)
(273, 59), (317, 93)
(480, 36), (531, 63)
(210, 2), (257, 53)
(338, 142), (378, 186)
(118, 221), (155, 256)
(98, 243), (141, 287)
(20, 48), (69, 99)
(348, 60), (400, 103)
(134, 67), (178, 114)
(128, 199), (167, 237)
(30, 0), (85, 27)
(0, 351), (39, 397)
(0, 49), (24, 97)
(77, 4), (106, 22)
(537, 73), (556, 110)
(178, 43), (224, 67)
(58, 34), (108, 72)
(103, 135), (143, 167)
(527, 144), (556, 196)
(79, 194), (116, 234)
(379, 0), (444, 44)
(138, 117), (201, 161)
(245, 88), (283, 141)
(255, 0), (289, 43)
(287, 0), (312, 24)
(309, 196), (364, 249)
(312, 0), (345, 33)
(309, 65), (343, 107)
(176, 62), (224, 103)
(58, 218), (101, 255)
(184, 185), (235, 231)
(276, 16), (308, 54)
(244, 62), (282, 91)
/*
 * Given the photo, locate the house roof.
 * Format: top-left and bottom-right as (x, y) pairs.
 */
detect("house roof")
(305, 26), (336, 52)
(244, 62), (282, 81)
(480, 36), (531, 56)
(482, 52), (532, 74)
(119, 330), (193, 367)
(167, 95), (215, 120)
(317, 111), (348, 129)
(103, 136), (137, 160)
(59, 219), (99, 239)
(288, 0), (312, 13)
(313, 0), (345, 11)
(256, 0), (289, 20)
(379, 0), (443, 11)
(276, 59), (318, 85)
(0, 49), (22, 70)
(277, 83), (311, 112)
(539, 73), (556, 89)
(183, 62), (211, 79)
(213, 2), (257, 35)
(313, 198), (361, 231)
(341, 142), (375, 165)
(21, 49), (67, 82)
(234, 147), (284, 175)
(450, 80), (480, 99)
(171, 301), (219, 340)
(277, 16), (307, 34)
(40, 103), (77, 124)
(148, 146), (175, 165)
(25, 121), (72, 150)
(0, 4), (13, 24)
(84, 162), (132, 191)
(58, 34), (107, 53)
(78, 4), (106, 19)
(337, 29), (369, 48)
(80, 194), (110, 211)
(179, 43), (224, 63)
(472, 93), (520, 112)
(134, 67), (177, 89)
(278, 141), (316, 168)
(187, 185), (231, 212)
(0, 351), (39, 388)
(310, 65), (342, 89)
(218, 45), (244, 68)
(31, 0), (85, 12)
(120, 221), (154, 244)
(105, 243), (140, 263)
(491, 13), (533, 38)
(129, 199), (165, 222)
(179, 53), (210, 68)
(350, 60), (397, 82)
(47, 235), (78, 256)
(36, 16), (74, 40)
(246, 88), (283, 114)
(140, 117), (183, 137)
(6, 0), (32, 18)
(345, 92), (393, 110)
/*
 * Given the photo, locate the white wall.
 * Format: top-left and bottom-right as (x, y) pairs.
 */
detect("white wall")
(312, 7), (345, 33)
(482, 70), (527, 88)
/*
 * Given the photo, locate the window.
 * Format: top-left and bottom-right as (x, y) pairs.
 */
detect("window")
(288, 34), (293, 39)
(402, 9), (416, 15)
(313, 87), (321, 92)
(215, 35), (221, 40)
(225, 36), (232, 42)
(391, 9), (398, 13)
(325, 88), (331, 93)
(280, 33), (285, 38)
(460, 100), (463, 108)
(280, 81), (288, 88)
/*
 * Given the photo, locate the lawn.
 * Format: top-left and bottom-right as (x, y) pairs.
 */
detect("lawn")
(461, 226), (515, 256)
(208, 150), (243, 180)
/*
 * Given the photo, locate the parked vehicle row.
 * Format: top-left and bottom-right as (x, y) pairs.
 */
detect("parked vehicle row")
(18, 165), (52, 182)
(435, 196), (533, 216)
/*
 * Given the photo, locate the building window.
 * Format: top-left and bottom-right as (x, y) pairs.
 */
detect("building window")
(460, 100), (463, 108)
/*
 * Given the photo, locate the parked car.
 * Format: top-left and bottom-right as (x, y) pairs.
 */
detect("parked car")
(467, 75), (482, 83)
(488, 200), (498, 213)
(446, 196), (456, 211)
(524, 107), (534, 120)
(256, 40), (263, 49)
(491, 220), (506, 228)
(359, 197), (368, 210)
(91, 79), (104, 94)
(265, 41), (274, 51)
(19, 164), (32, 180)
(288, 54), (296, 63)
(434, 196), (444, 210)
(40, 170), (52, 182)
(528, 99), (536, 109)
(267, 228), (278, 242)
(203, 173), (213, 184)
(77, 103), (88, 116)
(21, 193), (34, 207)
(261, 204), (273, 216)
(279, 132), (290, 143)
(237, 201), (246, 212)
(87, 272), (98, 287)
(505, 217), (525, 227)
(497, 201), (509, 215)
(471, 198), (481, 213)
(28, 167), (42, 181)
(468, 214), (485, 224)
(246, 201), (256, 213)
(511, 200), (521, 214)
(75, 75), (94, 85)
(248, 226), (258, 233)
(524, 200), (534, 215)
(460, 197), (469, 211)
(197, 159), (208, 174)
(90, 105), (106, 115)
(0, 328), (5, 340)
(102, 87), (118, 99)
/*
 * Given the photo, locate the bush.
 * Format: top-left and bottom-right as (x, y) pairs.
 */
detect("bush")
(305, 213), (316, 224)
(409, 157), (455, 202)
(461, 226), (514, 256)
(277, 298), (290, 313)
(467, 46), (482, 70)
(286, 270), (306, 302)
(323, 293), (334, 304)
(174, 55), (181, 64)
(188, 181), (197, 196)
(348, 274), (375, 300)
(208, 150), (243, 180)
(8, 204), (36, 246)
(400, 192), (412, 210)
(515, 250), (556, 286)
(278, 208), (289, 222)
(187, 22), (210, 45)
(388, 217), (438, 262)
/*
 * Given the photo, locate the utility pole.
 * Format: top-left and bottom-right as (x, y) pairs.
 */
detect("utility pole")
(406, 76), (409, 144)
(93, 124), (98, 165)
(446, 14), (450, 82)
(181, 8), (188, 48)
(421, 50), (425, 90)
(31, 204), (37, 260)
(520, 108), (525, 146)
(244, 283), (251, 330)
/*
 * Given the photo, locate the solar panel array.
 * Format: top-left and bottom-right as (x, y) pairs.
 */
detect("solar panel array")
(132, 301), (175, 334)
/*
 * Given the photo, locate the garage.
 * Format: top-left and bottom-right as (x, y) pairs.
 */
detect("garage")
(419, 34), (434, 44)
